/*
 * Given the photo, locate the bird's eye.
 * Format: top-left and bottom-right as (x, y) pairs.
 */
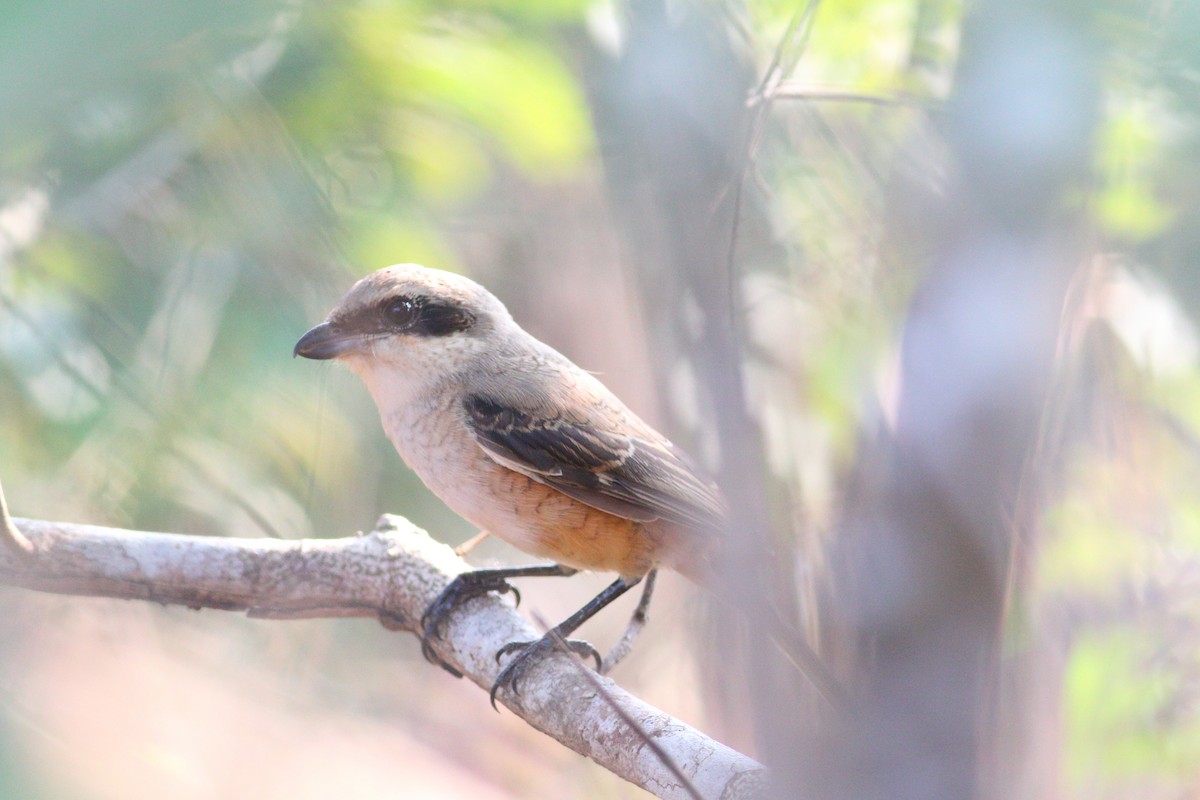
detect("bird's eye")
(384, 297), (415, 327)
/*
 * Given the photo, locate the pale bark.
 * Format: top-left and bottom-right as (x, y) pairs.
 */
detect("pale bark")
(0, 513), (764, 800)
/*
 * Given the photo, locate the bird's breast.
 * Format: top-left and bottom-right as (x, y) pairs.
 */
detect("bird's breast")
(380, 392), (661, 579)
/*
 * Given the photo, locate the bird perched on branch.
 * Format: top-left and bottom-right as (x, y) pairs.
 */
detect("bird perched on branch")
(294, 264), (729, 706)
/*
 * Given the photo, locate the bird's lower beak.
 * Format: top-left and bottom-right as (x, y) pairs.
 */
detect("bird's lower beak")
(293, 322), (362, 360)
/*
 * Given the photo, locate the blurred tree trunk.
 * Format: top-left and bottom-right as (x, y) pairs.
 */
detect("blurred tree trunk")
(582, 0), (819, 782)
(815, 3), (1099, 799)
(586, 1), (1100, 798)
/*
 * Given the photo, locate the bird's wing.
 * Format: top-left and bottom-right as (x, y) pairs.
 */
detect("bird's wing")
(462, 392), (726, 532)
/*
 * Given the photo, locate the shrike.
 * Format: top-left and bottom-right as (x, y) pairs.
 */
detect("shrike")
(294, 264), (727, 705)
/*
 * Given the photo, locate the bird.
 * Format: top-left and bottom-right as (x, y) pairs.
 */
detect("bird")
(294, 263), (728, 707)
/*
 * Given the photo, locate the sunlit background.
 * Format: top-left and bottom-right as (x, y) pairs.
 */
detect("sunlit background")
(2, 0), (1199, 797)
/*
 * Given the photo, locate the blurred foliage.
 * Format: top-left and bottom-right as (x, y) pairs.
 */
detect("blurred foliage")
(2, 0), (1200, 797)
(1067, 629), (1192, 783)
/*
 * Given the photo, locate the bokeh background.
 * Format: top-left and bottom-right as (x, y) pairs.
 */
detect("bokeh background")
(2, 0), (1200, 797)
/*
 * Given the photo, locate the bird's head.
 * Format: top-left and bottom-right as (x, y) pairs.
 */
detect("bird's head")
(294, 264), (512, 389)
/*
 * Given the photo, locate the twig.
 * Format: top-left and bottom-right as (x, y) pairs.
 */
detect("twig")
(532, 610), (710, 800)
(723, 0), (822, 316)
(749, 0), (823, 107)
(767, 84), (937, 108)
(454, 530), (490, 557)
(0, 480), (34, 558)
(0, 513), (765, 800)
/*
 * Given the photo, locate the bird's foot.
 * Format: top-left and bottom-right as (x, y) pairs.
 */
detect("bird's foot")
(488, 635), (601, 710)
(422, 572), (521, 639)
(420, 572), (521, 676)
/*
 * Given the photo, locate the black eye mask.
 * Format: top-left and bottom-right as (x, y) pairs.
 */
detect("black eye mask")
(374, 294), (477, 337)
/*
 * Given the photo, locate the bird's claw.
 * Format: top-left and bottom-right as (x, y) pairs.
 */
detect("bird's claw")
(488, 635), (602, 711)
(420, 639), (464, 678)
(420, 572), (518, 676)
(421, 573), (518, 641)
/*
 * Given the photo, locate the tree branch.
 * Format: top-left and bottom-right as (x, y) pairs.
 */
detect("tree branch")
(0, 513), (765, 800)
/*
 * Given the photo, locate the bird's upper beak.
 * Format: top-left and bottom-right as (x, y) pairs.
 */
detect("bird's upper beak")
(293, 321), (362, 360)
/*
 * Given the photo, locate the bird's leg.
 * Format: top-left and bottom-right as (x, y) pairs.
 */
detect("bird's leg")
(490, 575), (639, 710)
(420, 563), (578, 673)
(600, 569), (656, 675)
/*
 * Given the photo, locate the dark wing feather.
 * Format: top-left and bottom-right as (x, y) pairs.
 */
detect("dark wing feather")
(463, 393), (725, 532)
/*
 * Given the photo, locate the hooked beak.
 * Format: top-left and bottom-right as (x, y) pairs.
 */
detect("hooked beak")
(293, 322), (362, 360)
